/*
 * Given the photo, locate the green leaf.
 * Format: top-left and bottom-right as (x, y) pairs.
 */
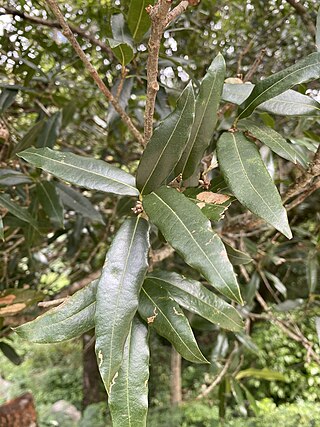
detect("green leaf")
(0, 194), (38, 231)
(17, 147), (139, 197)
(0, 169), (32, 187)
(316, 7), (320, 52)
(231, 379), (247, 417)
(235, 332), (260, 356)
(145, 271), (243, 332)
(222, 241), (252, 266)
(128, 0), (153, 42)
(217, 132), (292, 239)
(109, 316), (149, 427)
(222, 84), (320, 116)
(237, 52), (320, 120)
(136, 82), (195, 194)
(139, 281), (208, 364)
(109, 14), (134, 65)
(14, 280), (97, 343)
(11, 120), (45, 156)
(0, 89), (18, 114)
(236, 368), (286, 381)
(176, 53), (226, 179)
(95, 217), (150, 394)
(0, 342), (23, 365)
(143, 186), (242, 303)
(36, 111), (62, 149)
(36, 181), (64, 228)
(56, 183), (105, 224)
(239, 119), (297, 163)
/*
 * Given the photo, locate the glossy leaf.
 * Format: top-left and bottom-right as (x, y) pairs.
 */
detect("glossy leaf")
(56, 183), (104, 224)
(109, 317), (149, 427)
(0, 88), (18, 113)
(128, 0), (153, 42)
(0, 342), (23, 365)
(239, 119), (297, 163)
(217, 132), (292, 239)
(18, 147), (139, 196)
(184, 188), (232, 222)
(136, 82), (195, 194)
(0, 194), (38, 230)
(222, 84), (320, 116)
(15, 280), (97, 343)
(139, 281), (208, 364)
(236, 368), (286, 381)
(237, 52), (320, 120)
(143, 186), (242, 303)
(95, 217), (150, 394)
(36, 181), (64, 228)
(145, 271), (243, 331)
(176, 54), (225, 179)
(223, 241), (252, 266)
(109, 14), (134, 65)
(36, 111), (62, 149)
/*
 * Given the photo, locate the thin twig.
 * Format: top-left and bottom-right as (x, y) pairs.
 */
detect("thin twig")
(45, 0), (144, 146)
(2, 6), (114, 58)
(285, 0), (316, 36)
(166, 0), (189, 26)
(38, 298), (66, 308)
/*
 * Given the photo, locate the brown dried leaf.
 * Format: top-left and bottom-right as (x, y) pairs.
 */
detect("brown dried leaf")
(0, 295), (16, 306)
(0, 303), (27, 316)
(196, 192), (230, 205)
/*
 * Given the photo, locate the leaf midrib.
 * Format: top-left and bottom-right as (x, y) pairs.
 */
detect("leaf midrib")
(239, 58), (320, 119)
(152, 192), (240, 302)
(141, 287), (205, 362)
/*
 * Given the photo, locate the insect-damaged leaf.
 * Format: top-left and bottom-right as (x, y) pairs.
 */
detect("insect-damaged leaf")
(143, 186), (242, 303)
(128, 0), (153, 42)
(139, 282), (208, 364)
(136, 82), (195, 194)
(109, 317), (149, 427)
(239, 119), (297, 164)
(145, 271), (243, 332)
(18, 147), (139, 197)
(15, 280), (97, 343)
(217, 132), (292, 239)
(176, 53), (225, 179)
(237, 52), (320, 120)
(95, 217), (149, 394)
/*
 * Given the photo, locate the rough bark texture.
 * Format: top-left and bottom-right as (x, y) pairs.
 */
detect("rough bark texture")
(0, 393), (38, 427)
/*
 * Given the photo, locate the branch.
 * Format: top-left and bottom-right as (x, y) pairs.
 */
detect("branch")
(44, 0), (144, 146)
(1, 6), (113, 59)
(285, 0), (316, 36)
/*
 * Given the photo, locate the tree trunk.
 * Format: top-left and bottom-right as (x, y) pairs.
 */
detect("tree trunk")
(82, 333), (105, 408)
(170, 346), (182, 406)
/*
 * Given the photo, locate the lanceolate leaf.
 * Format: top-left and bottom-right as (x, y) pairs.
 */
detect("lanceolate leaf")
(15, 280), (97, 343)
(136, 82), (195, 194)
(128, 0), (153, 42)
(0, 342), (23, 365)
(0, 194), (38, 230)
(36, 181), (64, 228)
(145, 271), (243, 331)
(176, 53), (226, 179)
(36, 111), (62, 149)
(95, 217), (150, 394)
(217, 132), (292, 239)
(109, 317), (149, 427)
(56, 183), (104, 224)
(0, 88), (18, 113)
(239, 119), (297, 163)
(143, 186), (242, 303)
(18, 147), (139, 196)
(139, 282), (208, 364)
(237, 52), (320, 120)
(222, 241), (252, 266)
(11, 120), (45, 156)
